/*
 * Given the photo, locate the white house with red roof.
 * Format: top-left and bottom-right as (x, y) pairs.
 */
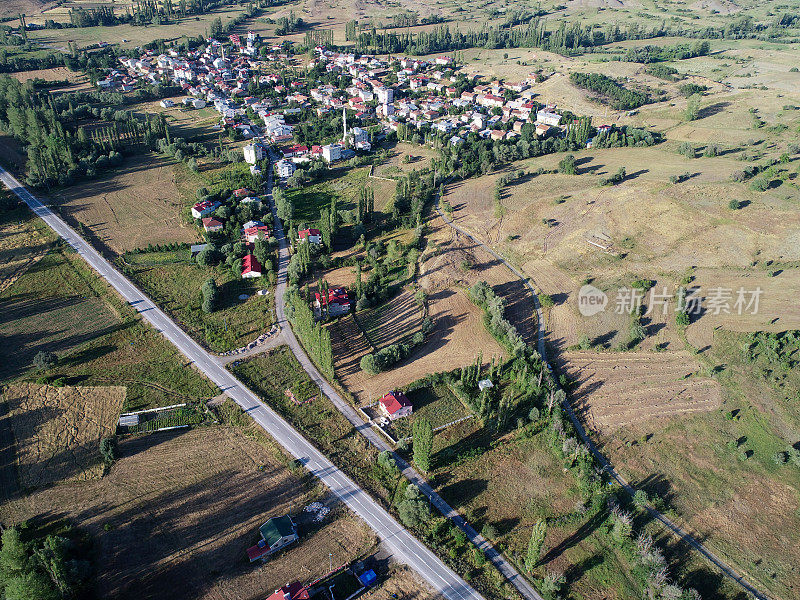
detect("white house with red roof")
(297, 228), (322, 245)
(241, 254), (263, 278)
(379, 391), (413, 420)
(191, 200), (221, 219)
(243, 225), (270, 242)
(266, 583), (309, 600)
(313, 288), (350, 318)
(202, 217), (223, 232)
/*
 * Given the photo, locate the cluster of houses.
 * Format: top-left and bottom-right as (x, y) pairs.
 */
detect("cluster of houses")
(189, 188), (270, 279)
(100, 34), (587, 185)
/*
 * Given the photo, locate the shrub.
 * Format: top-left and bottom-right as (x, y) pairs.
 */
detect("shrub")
(32, 350), (57, 371)
(538, 293), (555, 308)
(749, 177), (770, 192)
(558, 154), (577, 175)
(728, 199), (740, 210)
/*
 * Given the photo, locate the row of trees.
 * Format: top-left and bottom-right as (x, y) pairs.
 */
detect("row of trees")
(284, 285), (334, 378)
(569, 72), (650, 110)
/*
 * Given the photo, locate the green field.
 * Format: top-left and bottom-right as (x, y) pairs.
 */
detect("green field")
(0, 219), (217, 410)
(123, 248), (275, 353)
(390, 384), (470, 441)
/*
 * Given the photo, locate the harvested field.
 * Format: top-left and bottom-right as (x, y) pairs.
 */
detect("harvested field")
(10, 67), (92, 92)
(0, 426), (373, 600)
(356, 289), (423, 349)
(3, 382), (125, 487)
(562, 350), (722, 433)
(685, 267), (800, 350)
(0, 207), (53, 295)
(47, 153), (200, 254)
(361, 565), (438, 600)
(333, 289), (504, 405)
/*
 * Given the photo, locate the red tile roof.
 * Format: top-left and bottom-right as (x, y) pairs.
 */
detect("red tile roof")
(266, 582), (310, 600)
(241, 254), (263, 275)
(379, 391), (411, 415)
(314, 288), (349, 307)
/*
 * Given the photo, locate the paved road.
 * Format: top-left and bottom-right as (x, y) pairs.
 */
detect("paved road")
(435, 205), (771, 600)
(266, 153), (545, 600)
(0, 165), (484, 600)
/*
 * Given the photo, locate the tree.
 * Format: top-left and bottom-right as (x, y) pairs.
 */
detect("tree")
(201, 278), (218, 313)
(685, 94), (701, 121)
(32, 350), (57, 371)
(525, 519), (547, 571)
(99, 437), (117, 464)
(558, 154), (577, 175)
(412, 417), (433, 472)
(360, 353), (380, 375)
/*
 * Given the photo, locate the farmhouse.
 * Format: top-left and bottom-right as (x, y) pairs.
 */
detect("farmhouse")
(266, 583), (310, 600)
(159, 99), (174, 108)
(241, 254), (263, 278)
(314, 288), (351, 318)
(379, 391), (412, 420)
(246, 515), (298, 562)
(298, 228), (322, 245)
(191, 200), (221, 219)
(201, 217), (223, 232)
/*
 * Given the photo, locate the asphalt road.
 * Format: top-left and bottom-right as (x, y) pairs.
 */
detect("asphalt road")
(0, 165), (485, 600)
(265, 153), (545, 600)
(435, 205), (771, 600)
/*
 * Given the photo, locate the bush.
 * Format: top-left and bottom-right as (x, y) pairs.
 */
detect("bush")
(538, 293), (555, 308)
(750, 177), (770, 192)
(32, 350), (57, 371)
(728, 199), (740, 210)
(481, 523), (498, 539)
(558, 154), (577, 175)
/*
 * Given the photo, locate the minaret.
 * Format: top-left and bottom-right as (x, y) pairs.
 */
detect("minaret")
(342, 106), (347, 141)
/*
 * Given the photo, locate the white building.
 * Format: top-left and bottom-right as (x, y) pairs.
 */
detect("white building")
(190, 98), (206, 109)
(349, 127), (369, 145)
(376, 87), (393, 104)
(243, 143), (265, 165)
(322, 144), (342, 163)
(276, 159), (296, 178)
(536, 108), (562, 127)
(159, 99), (174, 108)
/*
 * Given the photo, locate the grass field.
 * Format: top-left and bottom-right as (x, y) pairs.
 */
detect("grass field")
(389, 383), (471, 441)
(47, 153), (201, 255)
(230, 347), (389, 499)
(124, 248), (275, 353)
(0, 214), (217, 409)
(3, 382), (124, 488)
(26, 5), (248, 48)
(0, 425), (373, 600)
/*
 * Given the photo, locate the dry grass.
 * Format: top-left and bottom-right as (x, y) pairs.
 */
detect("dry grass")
(0, 426), (374, 600)
(3, 382), (125, 487)
(47, 153), (201, 254)
(561, 350), (722, 433)
(0, 207), (54, 294)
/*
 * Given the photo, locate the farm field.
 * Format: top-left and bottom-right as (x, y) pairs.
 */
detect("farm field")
(26, 5), (249, 47)
(0, 205), (55, 294)
(123, 248), (275, 353)
(356, 289), (423, 350)
(429, 418), (640, 600)
(0, 425), (374, 600)
(560, 350), (723, 434)
(3, 382), (124, 488)
(47, 153), (201, 255)
(0, 225), (217, 409)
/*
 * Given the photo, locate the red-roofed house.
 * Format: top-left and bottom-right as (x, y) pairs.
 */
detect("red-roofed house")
(266, 583), (310, 600)
(202, 217), (223, 232)
(241, 254), (263, 278)
(314, 287), (350, 317)
(379, 391), (412, 420)
(243, 225), (270, 242)
(234, 188), (254, 199)
(297, 228), (321, 245)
